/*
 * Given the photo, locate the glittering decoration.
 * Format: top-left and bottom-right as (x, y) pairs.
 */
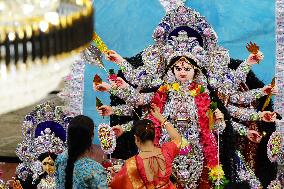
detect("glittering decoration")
(58, 57), (85, 116)
(36, 175), (56, 189)
(98, 123), (116, 154)
(81, 44), (105, 68)
(152, 5), (218, 49)
(159, 0), (186, 12)
(163, 30), (208, 65)
(267, 132), (283, 164)
(274, 0), (284, 182)
(267, 179), (282, 189)
(0, 177), (5, 189)
(15, 102), (71, 183)
(236, 151), (262, 188)
(275, 0), (284, 125)
(92, 33), (109, 54)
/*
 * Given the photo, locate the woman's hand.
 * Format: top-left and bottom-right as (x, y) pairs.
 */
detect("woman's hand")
(105, 50), (124, 65)
(110, 77), (129, 89)
(97, 105), (113, 116)
(214, 108), (224, 120)
(262, 84), (279, 95)
(150, 104), (165, 123)
(112, 125), (124, 137)
(93, 82), (111, 92)
(247, 130), (262, 143)
(247, 51), (264, 65)
(260, 111), (277, 122)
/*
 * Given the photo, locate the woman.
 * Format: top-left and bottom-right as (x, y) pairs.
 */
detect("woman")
(110, 109), (182, 189)
(55, 115), (108, 189)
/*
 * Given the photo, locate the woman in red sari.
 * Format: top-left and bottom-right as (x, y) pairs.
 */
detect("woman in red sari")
(109, 105), (181, 189)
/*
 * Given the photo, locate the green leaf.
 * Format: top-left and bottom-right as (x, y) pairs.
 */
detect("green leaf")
(200, 85), (205, 93)
(109, 69), (115, 75)
(96, 97), (103, 108)
(210, 101), (218, 111)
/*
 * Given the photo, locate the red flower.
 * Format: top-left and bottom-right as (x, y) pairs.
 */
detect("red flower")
(108, 74), (117, 81)
(189, 82), (198, 90)
(146, 91), (168, 146)
(195, 92), (219, 168)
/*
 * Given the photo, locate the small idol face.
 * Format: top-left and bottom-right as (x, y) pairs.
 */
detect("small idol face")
(173, 60), (195, 83)
(42, 156), (55, 175)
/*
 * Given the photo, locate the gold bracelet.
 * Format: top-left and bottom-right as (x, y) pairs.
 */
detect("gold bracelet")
(161, 119), (167, 127)
(162, 121), (171, 128)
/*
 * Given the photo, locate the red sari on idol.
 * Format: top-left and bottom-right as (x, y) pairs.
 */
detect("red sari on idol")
(109, 140), (180, 189)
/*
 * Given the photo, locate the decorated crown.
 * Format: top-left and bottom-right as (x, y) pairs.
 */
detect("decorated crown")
(162, 30), (208, 67)
(15, 102), (72, 181)
(153, 5), (218, 50)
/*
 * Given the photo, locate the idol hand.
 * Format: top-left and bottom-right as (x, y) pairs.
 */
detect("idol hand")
(260, 111), (277, 122)
(247, 51), (264, 65)
(110, 77), (129, 89)
(262, 84), (279, 95)
(105, 50), (124, 65)
(112, 125), (124, 137)
(93, 82), (111, 92)
(214, 108), (224, 120)
(97, 105), (113, 116)
(247, 130), (262, 143)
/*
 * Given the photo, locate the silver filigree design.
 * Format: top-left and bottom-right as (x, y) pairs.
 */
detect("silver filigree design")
(15, 102), (70, 184)
(153, 5), (218, 50)
(159, 0), (186, 12)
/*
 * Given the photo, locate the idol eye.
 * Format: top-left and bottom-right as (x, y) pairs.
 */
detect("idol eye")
(43, 162), (47, 165)
(184, 68), (192, 71)
(175, 67), (182, 71)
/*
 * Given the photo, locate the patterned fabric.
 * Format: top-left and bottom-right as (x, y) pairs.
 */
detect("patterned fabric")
(55, 151), (108, 189)
(110, 141), (179, 189)
(136, 141), (179, 188)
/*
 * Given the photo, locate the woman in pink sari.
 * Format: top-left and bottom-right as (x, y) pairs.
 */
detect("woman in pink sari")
(109, 105), (181, 189)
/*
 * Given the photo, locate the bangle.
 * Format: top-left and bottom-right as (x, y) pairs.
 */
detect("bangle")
(162, 121), (170, 128)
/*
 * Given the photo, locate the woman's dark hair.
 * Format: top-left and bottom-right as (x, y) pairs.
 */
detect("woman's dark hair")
(65, 115), (94, 189)
(133, 119), (155, 143)
(38, 152), (57, 162)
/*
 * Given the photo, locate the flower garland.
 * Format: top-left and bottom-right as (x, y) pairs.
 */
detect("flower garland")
(145, 91), (168, 146)
(98, 123), (116, 154)
(153, 82), (228, 187)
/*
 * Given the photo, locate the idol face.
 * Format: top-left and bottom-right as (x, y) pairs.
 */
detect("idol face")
(42, 156), (55, 175)
(173, 58), (195, 83)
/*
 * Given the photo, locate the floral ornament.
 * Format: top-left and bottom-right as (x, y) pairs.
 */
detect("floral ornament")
(98, 123), (116, 154)
(108, 69), (118, 81)
(188, 82), (205, 97)
(267, 179), (282, 189)
(158, 84), (171, 93)
(195, 92), (227, 187)
(172, 82), (180, 91)
(179, 137), (192, 156)
(208, 165), (229, 189)
(267, 131), (283, 163)
(158, 81), (205, 97)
